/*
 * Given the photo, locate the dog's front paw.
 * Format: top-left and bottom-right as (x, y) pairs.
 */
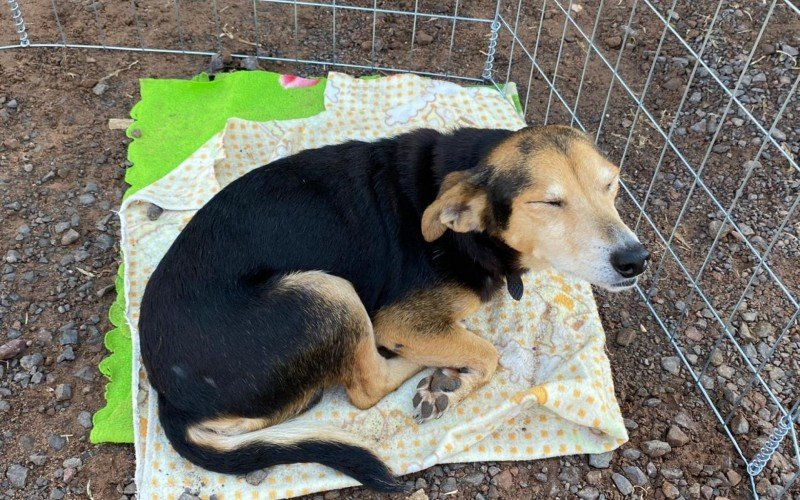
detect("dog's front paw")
(412, 368), (461, 424)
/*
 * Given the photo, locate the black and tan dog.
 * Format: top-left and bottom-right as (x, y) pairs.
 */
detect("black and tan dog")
(139, 125), (649, 492)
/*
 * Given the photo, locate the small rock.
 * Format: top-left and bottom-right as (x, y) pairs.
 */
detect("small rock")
(493, 470), (513, 490)
(92, 82), (109, 96)
(241, 56), (259, 71)
(75, 366), (96, 381)
(416, 30), (434, 45)
(78, 193), (96, 205)
(621, 448), (641, 460)
(0, 339), (26, 360)
(178, 494), (200, 500)
(77, 411), (93, 429)
(5, 249), (21, 263)
(615, 328), (636, 347)
(360, 40), (384, 52)
(752, 322), (775, 338)
(6, 464), (28, 489)
(588, 451), (613, 469)
(463, 472), (485, 486)
(612, 472), (634, 496)
(558, 467), (580, 484)
(29, 454), (47, 466)
(441, 476), (458, 493)
(62, 457), (82, 468)
(642, 440), (671, 458)
(59, 327), (78, 345)
(663, 77), (683, 90)
(731, 414), (749, 435)
(20, 353), (44, 371)
(57, 346), (76, 363)
(623, 465), (647, 486)
(662, 481), (680, 499)
(95, 233), (115, 251)
(726, 469), (741, 486)
(585, 470), (602, 485)
(55, 383), (73, 401)
(666, 425), (690, 447)
(661, 356), (681, 375)
(691, 119), (707, 134)
(48, 435), (67, 450)
(605, 35), (622, 49)
(245, 468), (269, 486)
(577, 487), (600, 500)
(406, 489), (428, 500)
(61, 229), (80, 246)
(781, 43), (798, 57)
(661, 467), (683, 480)
(685, 326), (703, 341)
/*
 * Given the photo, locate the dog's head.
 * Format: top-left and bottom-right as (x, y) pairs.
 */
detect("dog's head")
(422, 125), (649, 291)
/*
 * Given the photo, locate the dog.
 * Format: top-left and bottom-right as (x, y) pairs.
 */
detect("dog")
(139, 125), (649, 492)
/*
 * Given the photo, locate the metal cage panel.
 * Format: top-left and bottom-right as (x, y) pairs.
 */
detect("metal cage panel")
(2, 0), (798, 497)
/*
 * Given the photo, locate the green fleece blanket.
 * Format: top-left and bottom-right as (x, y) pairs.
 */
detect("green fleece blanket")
(91, 71), (327, 443)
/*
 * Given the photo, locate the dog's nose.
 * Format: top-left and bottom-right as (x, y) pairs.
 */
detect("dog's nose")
(611, 244), (650, 278)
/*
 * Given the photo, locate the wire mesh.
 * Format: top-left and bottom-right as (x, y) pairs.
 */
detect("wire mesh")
(1, 0), (798, 497)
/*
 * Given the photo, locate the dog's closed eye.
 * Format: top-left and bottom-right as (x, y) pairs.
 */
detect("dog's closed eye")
(527, 200), (564, 208)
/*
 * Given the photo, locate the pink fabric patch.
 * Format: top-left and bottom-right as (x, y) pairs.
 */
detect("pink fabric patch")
(278, 75), (320, 89)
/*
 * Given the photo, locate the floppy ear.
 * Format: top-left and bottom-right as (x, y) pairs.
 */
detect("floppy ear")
(421, 172), (489, 242)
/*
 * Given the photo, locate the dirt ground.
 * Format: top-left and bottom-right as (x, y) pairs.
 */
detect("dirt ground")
(1, 0), (798, 499)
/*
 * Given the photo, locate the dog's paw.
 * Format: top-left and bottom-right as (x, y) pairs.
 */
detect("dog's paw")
(412, 368), (462, 424)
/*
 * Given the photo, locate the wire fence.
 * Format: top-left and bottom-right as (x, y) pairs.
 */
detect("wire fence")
(2, 0), (798, 497)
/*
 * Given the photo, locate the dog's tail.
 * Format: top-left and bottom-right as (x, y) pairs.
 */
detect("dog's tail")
(157, 395), (407, 493)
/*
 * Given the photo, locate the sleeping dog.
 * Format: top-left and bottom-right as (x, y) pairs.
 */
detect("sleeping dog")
(139, 125), (649, 492)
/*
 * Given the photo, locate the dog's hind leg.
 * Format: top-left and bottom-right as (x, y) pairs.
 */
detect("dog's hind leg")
(277, 271), (423, 410)
(372, 286), (499, 423)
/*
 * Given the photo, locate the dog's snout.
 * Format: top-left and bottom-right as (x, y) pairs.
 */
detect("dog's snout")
(611, 244), (650, 278)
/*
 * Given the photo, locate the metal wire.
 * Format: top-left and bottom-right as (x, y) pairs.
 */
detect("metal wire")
(2, 0), (798, 496)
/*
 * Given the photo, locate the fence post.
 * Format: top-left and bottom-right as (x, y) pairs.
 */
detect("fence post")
(6, 0), (30, 47)
(481, 0), (502, 81)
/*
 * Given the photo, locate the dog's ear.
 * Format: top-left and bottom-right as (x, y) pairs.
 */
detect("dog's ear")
(421, 171), (489, 242)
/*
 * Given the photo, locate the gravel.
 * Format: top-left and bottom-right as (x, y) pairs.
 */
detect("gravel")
(731, 414), (750, 435)
(611, 472), (634, 496)
(6, 463), (29, 489)
(642, 440), (672, 458)
(60, 228), (81, 246)
(0, 339), (27, 360)
(55, 383), (73, 401)
(622, 465), (648, 486)
(441, 476), (458, 494)
(666, 425), (691, 447)
(660, 356), (681, 375)
(77, 411), (94, 429)
(588, 452), (613, 469)
(48, 435), (67, 451)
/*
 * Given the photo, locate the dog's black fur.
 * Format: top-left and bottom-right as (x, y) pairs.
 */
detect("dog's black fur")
(139, 128), (529, 491)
